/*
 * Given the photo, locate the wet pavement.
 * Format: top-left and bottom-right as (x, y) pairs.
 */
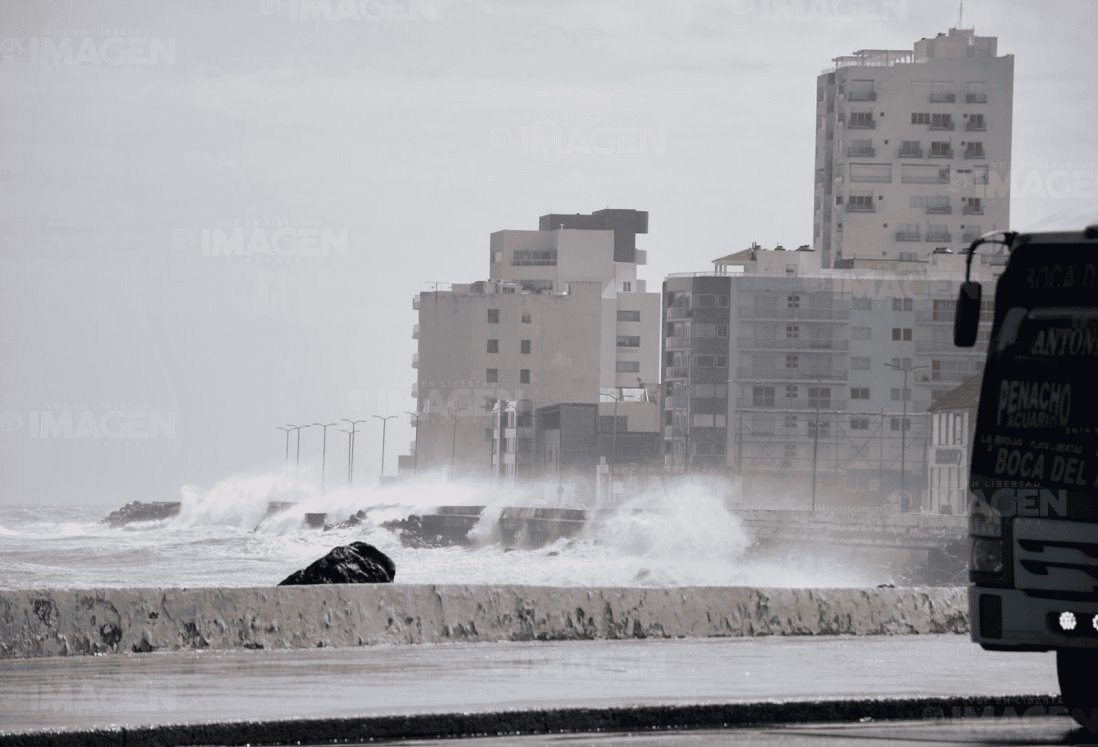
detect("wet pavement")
(0, 635), (1059, 735)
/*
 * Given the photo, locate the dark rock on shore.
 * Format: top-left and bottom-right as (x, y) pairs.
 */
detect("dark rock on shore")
(324, 509), (368, 532)
(278, 542), (395, 585)
(102, 501), (181, 527)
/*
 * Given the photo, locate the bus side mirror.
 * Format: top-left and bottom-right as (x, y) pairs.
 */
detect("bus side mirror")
(954, 281), (982, 347)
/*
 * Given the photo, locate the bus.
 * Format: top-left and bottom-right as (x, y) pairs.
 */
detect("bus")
(955, 225), (1098, 728)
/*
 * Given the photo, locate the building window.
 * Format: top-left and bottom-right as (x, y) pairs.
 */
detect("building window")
(930, 113), (953, 129)
(891, 357), (912, 369)
(850, 417), (870, 430)
(786, 354), (799, 369)
(787, 295), (801, 309)
(786, 325), (800, 339)
(891, 387), (911, 401)
(521, 339), (531, 354)
(617, 310), (641, 322)
(486, 368), (498, 383)
(520, 369), (530, 384)
(695, 294), (715, 307)
(511, 249), (557, 266)
(911, 112), (930, 125)
(717, 324), (728, 337)
(616, 360), (640, 373)
(785, 385), (798, 399)
(852, 327), (871, 341)
(617, 336), (641, 348)
(717, 295), (730, 308)
(807, 419), (831, 437)
(752, 386), (775, 408)
(487, 339), (499, 353)
(891, 328), (913, 341)
(784, 444), (797, 458)
(784, 415), (798, 430)
(851, 387), (870, 400)
(849, 111), (874, 128)
(521, 311), (532, 324)
(487, 309), (499, 324)
(930, 141), (952, 158)
(622, 281), (632, 292)
(807, 387), (831, 409)
(890, 417), (911, 432)
(891, 298), (913, 311)
(852, 297), (872, 310)
(848, 193), (875, 211)
(851, 356), (871, 370)
(485, 397), (496, 412)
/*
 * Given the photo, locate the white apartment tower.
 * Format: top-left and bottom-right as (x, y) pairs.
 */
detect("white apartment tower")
(814, 27), (1014, 267)
(406, 209), (660, 480)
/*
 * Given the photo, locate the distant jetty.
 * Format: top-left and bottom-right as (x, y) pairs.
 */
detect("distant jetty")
(101, 501), (181, 527)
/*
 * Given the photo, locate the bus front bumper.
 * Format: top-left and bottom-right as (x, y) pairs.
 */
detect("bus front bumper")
(971, 587), (1098, 651)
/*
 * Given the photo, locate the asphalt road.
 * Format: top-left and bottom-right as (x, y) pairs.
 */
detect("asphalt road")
(0, 634), (1060, 738)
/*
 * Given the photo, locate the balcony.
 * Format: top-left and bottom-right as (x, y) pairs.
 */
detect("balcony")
(736, 367), (848, 383)
(926, 232), (952, 243)
(736, 306), (851, 321)
(848, 147), (875, 157)
(411, 353), (419, 369)
(898, 146), (924, 158)
(964, 147), (986, 159)
(929, 121), (955, 131)
(737, 338), (850, 352)
(901, 169), (950, 184)
(846, 202), (876, 213)
(895, 230), (922, 242)
(412, 294), (420, 310)
(666, 366), (690, 379)
(963, 203), (985, 215)
(412, 324), (419, 339)
(928, 148), (954, 159)
(926, 204), (952, 215)
(929, 92), (956, 103)
(966, 93), (988, 103)
(848, 119), (876, 130)
(966, 120), (986, 132)
(666, 306), (691, 321)
(665, 336), (691, 349)
(847, 91), (877, 101)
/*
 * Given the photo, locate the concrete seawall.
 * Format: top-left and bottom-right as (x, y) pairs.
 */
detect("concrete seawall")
(0, 585), (968, 659)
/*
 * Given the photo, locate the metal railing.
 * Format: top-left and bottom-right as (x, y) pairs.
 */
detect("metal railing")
(895, 231), (922, 241)
(898, 147), (924, 158)
(736, 306), (851, 321)
(737, 338), (850, 352)
(929, 92), (956, 103)
(966, 93), (988, 103)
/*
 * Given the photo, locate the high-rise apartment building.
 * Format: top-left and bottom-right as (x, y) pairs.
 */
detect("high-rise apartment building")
(662, 245), (1005, 508)
(405, 209), (660, 481)
(814, 27), (1014, 267)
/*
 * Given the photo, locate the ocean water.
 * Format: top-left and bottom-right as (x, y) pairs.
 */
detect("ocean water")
(0, 474), (886, 590)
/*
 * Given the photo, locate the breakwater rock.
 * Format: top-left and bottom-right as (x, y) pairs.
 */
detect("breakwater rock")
(0, 585), (968, 659)
(279, 543), (396, 585)
(101, 501), (181, 527)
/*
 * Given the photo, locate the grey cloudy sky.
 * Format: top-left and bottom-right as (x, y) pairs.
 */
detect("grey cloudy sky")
(1, 0), (1096, 505)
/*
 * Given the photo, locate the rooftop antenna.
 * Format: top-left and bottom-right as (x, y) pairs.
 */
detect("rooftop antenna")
(957, 0), (963, 28)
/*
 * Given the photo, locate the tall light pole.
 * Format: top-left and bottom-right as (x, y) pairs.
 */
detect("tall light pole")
(312, 422), (337, 494)
(373, 414), (396, 480)
(601, 390), (623, 503)
(436, 404), (465, 481)
(405, 410), (425, 477)
(884, 362), (930, 506)
(339, 427), (353, 484)
(276, 426), (292, 474)
(798, 374), (827, 512)
(284, 424), (311, 483)
(341, 418), (368, 485)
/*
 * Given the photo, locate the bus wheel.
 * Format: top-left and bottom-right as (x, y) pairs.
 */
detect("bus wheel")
(1057, 649), (1098, 731)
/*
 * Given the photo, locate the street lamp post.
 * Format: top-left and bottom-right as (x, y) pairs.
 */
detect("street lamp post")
(284, 424), (312, 483)
(341, 418), (368, 485)
(405, 411), (425, 477)
(312, 422), (338, 494)
(437, 405), (464, 480)
(275, 426), (292, 474)
(884, 362), (930, 506)
(339, 427), (353, 484)
(373, 415), (396, 480)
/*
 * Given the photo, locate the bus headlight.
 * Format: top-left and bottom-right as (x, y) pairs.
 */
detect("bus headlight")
(972, 538), (1005, 574)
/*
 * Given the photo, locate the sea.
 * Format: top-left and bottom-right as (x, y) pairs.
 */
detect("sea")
(0, 473), (888, 590)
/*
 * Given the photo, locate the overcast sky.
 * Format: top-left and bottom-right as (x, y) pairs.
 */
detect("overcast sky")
(1, 0), (1096, 505)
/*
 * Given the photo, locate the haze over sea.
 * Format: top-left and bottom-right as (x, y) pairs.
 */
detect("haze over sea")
(0, 475), (884, 590)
